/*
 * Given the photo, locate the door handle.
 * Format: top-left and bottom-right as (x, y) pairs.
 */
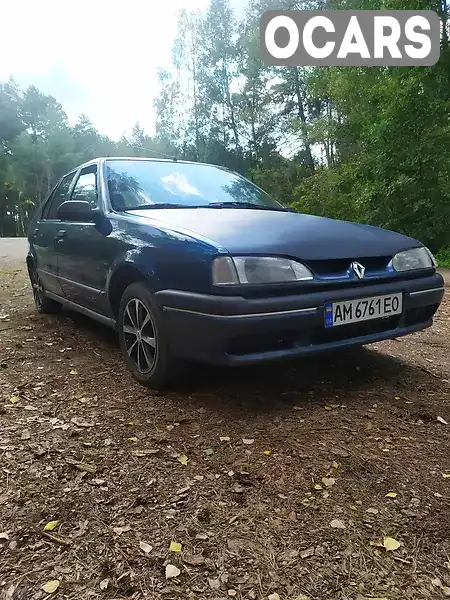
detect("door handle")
(32, 228), (39, 241)
(54, 230), (66, 243)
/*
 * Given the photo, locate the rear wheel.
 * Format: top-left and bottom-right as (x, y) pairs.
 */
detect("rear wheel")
(117, 282), (176, 388)
(29, 265), (61, 314)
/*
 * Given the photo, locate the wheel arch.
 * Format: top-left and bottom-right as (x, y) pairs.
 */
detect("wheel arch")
(107, 262), (155, 318)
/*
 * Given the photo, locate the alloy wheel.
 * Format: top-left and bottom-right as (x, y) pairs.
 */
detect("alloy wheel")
(122, 298), (157, 374)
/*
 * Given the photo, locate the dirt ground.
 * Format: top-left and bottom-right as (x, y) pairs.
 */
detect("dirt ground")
(0, 264), (449, 600)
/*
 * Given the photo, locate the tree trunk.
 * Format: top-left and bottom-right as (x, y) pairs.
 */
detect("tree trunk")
(293, 68), (314, 170)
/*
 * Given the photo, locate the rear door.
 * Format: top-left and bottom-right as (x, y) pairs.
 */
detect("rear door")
(32, 171), (77, 296)
(56, 165), (111, 313)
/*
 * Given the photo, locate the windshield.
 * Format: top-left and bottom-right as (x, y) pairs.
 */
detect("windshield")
(105, 159), (285, 211)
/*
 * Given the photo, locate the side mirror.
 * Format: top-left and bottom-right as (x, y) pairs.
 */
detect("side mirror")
(57, 200), (95, 222)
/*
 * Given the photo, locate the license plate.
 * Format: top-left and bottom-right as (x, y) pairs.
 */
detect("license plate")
(324, 293), (402, 328)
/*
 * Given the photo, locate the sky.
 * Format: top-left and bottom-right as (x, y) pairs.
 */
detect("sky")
(0, 0), (245, 140)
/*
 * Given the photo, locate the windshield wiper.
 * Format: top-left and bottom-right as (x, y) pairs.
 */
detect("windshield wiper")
(125, 203), (198, 210)
(205, 201), (287, 211)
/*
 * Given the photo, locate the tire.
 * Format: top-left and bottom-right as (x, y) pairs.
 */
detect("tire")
(117, 281), (176, 388)
(29, 265), (61, 314)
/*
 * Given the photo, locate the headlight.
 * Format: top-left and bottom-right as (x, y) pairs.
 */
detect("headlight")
(391, 247), (436, 272)
(212, 256), (314, 285)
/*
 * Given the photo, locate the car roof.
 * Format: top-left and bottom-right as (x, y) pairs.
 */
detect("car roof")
(76, 156), (229, 171)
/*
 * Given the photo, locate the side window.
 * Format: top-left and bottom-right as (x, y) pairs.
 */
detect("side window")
(42, 173), (76, 220)
(71, 167), (98, 208)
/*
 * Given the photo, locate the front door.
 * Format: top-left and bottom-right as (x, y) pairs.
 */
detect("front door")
(56, 165), (112, 314)
(33, 172), (77, 296)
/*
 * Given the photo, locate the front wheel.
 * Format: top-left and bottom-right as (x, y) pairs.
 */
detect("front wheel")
(117, 282), (176, 388)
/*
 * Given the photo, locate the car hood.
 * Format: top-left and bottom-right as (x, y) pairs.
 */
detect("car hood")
(127, 208), (421, 260)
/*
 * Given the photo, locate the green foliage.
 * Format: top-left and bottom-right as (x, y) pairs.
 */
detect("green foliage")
(436, 248), (450, 268)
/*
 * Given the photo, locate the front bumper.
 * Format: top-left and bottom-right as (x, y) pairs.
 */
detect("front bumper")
(156, 273), (445, 366)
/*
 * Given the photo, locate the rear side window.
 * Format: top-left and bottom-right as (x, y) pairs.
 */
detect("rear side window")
(42, 173), (76, 220)
(71, 167), (98, 207)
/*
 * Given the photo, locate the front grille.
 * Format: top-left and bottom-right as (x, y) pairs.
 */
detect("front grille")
(306, 256), (391, 277)
(310, 315), (400, 345)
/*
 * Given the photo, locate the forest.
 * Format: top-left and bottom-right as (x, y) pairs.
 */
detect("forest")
(0, 0), (449, 264)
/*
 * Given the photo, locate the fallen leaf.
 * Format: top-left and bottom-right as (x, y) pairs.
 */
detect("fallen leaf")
(443, 473), (450, 479)
(383, 536), (401, 551)
(9, 395), (19, 404)
(178, 454), (188, 466)
(208, 578), (221, 590)
(42, 580), (60, 594)
(113, 525), (131, 535)
(99, 578), (109, 590)
(165, 564), (180, 579)
(183, 553), (205, 566)
(322, 477), (335, 488)
(366, 508), (379, 515)
(385, 492), (398, 498)
(242, 438), (254, 445)
(44, 520), (60, 532)
(300, 546), (315, 559)
(332, 461), (339, 469)
(139, 541), (152, 553)
(330, 519), (346, 529)
(127, 436), (138, 442)
(204, 448), (214, 456)
(437, 416), (448, 425)
(220, 436), (230, 442)
(228, 591), (237, 597)
(268, 594), (281, 600)
(70, 369), (78, 375)
(0, 532), (9, 540)
(233, 483), (245, 493)
(170, 540), (182, 552)
(314, 484), (323, 490)
(263, 449), (271, 455)
(21, 429), (31, 440)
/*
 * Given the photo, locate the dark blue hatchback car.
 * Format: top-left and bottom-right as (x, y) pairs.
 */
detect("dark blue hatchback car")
(27, 157), (445, 387)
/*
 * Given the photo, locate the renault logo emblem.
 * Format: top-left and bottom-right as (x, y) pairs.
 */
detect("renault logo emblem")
(351, 261), (365, 279)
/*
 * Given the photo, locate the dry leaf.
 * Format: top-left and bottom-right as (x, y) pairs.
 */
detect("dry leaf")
(0, 532), (9, 540)
(100, 578), (109, 590)
(183, 553), (205, 566)
(268, 594), (281, 600)
(242, 438), (254, 445)
(178, 454), (188, 466)
(314, 484), (323, 490)
(140, 541), (152, 553)
(322, 477), (335, 487)
(208, 578), (221, 590)
(42, 580), (60, 594)
(443, 473), (450, 479)
(383, 536), (401, 551)
(204, 448), (214, 456)
(385, 492), (398, 498)
(366, 508), (379, 515)
(300, 546), (315, 559)
(220, 436), (230, 442)
(264, 449), (271, 455)
(44, 520), (60, 532)
(330, 519), (346, 529)
(113, 525), (131, 535)
(332, 461), (339, 469)
(170, 540), (182, 552)
(127, 436), (137, 442)
(9, 395), (19, 404)
(437, 416), (448, 425)
(70, 369), (78, 375)
(166, 564), (181, 579)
